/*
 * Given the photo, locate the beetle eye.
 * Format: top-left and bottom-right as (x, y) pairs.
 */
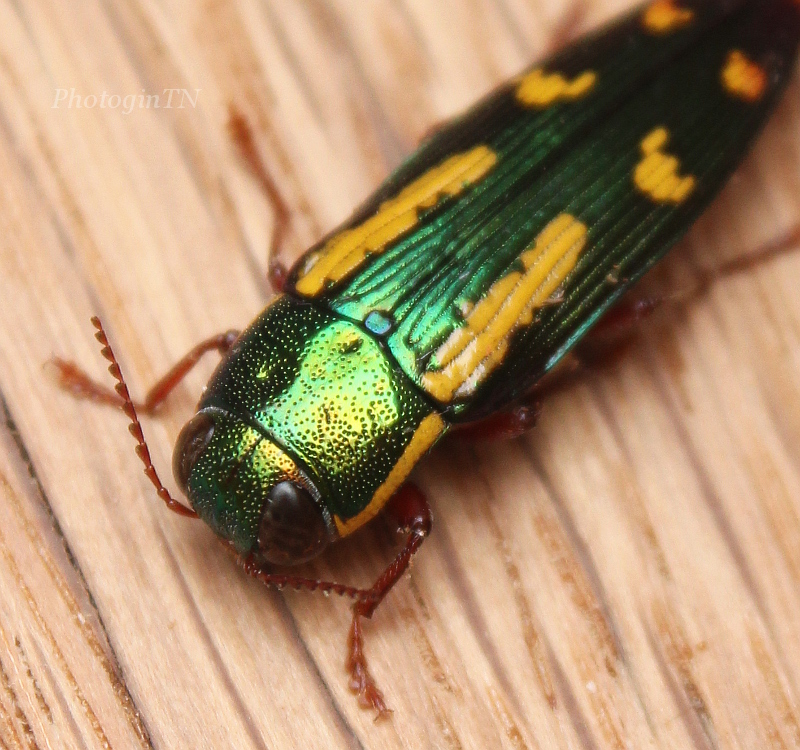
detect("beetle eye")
(172, 412), (215, 495)
(258, 481), (329, 565)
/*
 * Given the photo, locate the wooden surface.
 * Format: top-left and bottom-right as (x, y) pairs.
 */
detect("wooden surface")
(1, 0), (800, 747)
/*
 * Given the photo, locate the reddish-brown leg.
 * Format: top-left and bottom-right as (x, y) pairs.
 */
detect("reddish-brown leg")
(546, 0), (588, 53)
(238, 482), (432, 719)
(267, 259), (290, 293)
(347, 483), (431, 718)
(589, 295), (663, 339)
(49, 329), (239, 414)
(227, 104), (293, 294)
(417, 119), (449, 147)
(451, 401), (541, 442)
(595, 221), (800, 338)
(546, 223), (800, 398)
(692, 222), (800, 294)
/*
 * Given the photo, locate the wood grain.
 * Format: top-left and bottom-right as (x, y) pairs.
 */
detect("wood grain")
(1, 0), (799, 747)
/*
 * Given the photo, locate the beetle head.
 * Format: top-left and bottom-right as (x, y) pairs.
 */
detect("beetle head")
(173, 409), (336, 564)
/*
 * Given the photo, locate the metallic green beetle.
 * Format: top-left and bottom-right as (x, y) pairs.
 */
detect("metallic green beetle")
(64, 0), (800, 715)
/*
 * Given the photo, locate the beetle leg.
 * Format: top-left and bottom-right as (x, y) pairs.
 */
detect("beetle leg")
(691, 221), (800, 295)
(450, 400), (541, 442)
(588, 295), (665, 339)
(267, 258), (290, 293)
(347, 483), (431, 718)
(238, 483), (431, 718)
(547, 0), (588, 54)
(417, 119), (448, 146)
(597, 221), (800, 338)
(526, 222), (800, 400)
(49, 328), (240, 414)
(227, 105), (293, 294)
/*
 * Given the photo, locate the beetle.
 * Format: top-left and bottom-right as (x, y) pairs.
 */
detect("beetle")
(53, 0), (800, 717)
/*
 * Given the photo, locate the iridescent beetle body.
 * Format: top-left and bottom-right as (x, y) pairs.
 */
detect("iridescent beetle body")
(58, 0), (800, 716)
(181, 0), (800, 559)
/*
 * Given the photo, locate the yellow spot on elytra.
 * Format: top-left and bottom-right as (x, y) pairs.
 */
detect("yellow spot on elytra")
(634, 127), (695, 204)
(516, 68), (597, 108)
(722, 50), (768, 103)
(295, 147), (498, 296)
(422, 214), (587, 403)
(643, 0), (694, 33)
(333, 413), (445, 537)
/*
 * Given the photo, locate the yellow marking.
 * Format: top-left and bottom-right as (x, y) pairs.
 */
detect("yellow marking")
(334, 413), (445, 537)
(296, 147), (498, 296)
(643, 0), (694, 33)
(722, 50), (767, 103)
(421, 214), (587, 403)
(516, 69), (596, 108)
(634, 127), (695, 204)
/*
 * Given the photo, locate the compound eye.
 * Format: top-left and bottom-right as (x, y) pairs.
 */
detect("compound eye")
(172, 413), (215, 495)
(258, 481), (329, 565)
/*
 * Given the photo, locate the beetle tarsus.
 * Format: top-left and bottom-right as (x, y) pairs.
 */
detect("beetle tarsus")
(46, 356), (127, 408)
(692, 221), (800, 297)
(50, 327), (240, 414)
(347, 612), (391, 719)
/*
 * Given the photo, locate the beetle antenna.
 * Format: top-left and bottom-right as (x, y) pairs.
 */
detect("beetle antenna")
(91, 317), (198, 518)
